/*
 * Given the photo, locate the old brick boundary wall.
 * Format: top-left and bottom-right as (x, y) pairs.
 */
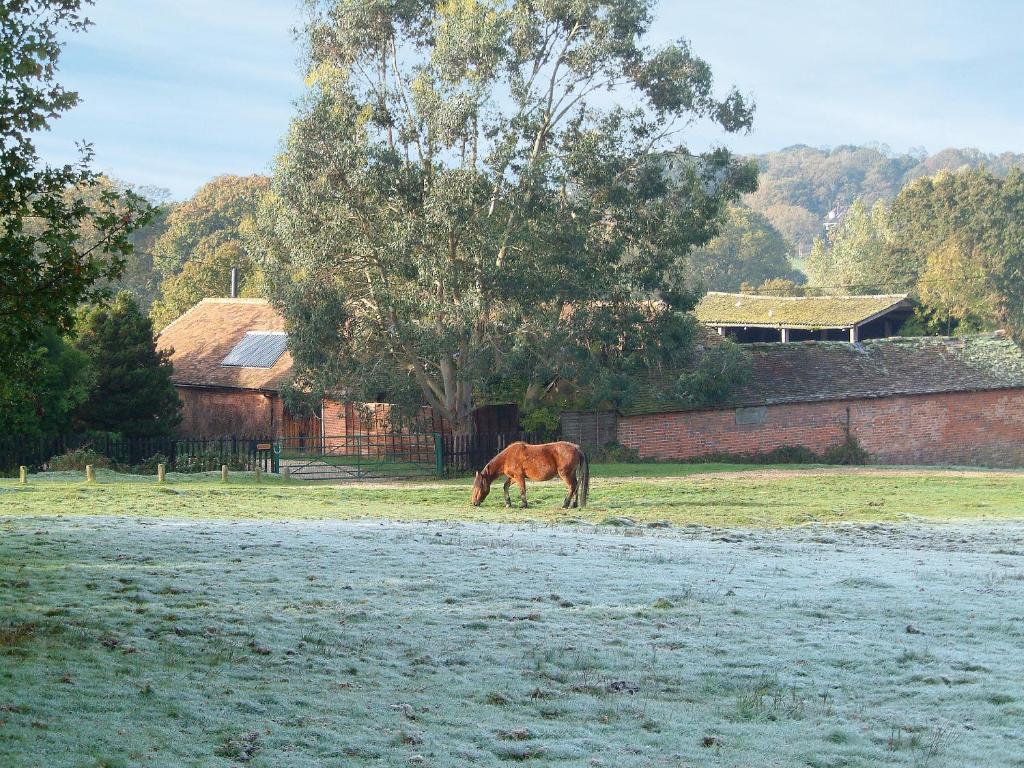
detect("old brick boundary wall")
(617, 389), (1024, 468)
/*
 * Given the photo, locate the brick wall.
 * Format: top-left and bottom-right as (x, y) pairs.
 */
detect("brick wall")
(176, 387), (280, 438)
(617, 389), (1024, 467)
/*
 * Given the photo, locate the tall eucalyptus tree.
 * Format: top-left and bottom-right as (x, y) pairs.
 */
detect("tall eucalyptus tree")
(258, 0), (756, 433)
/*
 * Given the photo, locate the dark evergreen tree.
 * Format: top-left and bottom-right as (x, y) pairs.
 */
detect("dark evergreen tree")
(74, 293), (181, 436)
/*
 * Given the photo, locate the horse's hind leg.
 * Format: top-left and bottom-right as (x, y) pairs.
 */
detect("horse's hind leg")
(560, 470), (577, 509)
(516, 476), (528, 509)
(502, 477), (513, 508)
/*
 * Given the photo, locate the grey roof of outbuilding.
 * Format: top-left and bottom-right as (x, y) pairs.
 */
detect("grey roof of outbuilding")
(623, 333), (1024, 415)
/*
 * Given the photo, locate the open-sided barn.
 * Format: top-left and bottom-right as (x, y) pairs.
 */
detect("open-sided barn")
(563, 333), (1024, 467)
(695, 292), (914, 343)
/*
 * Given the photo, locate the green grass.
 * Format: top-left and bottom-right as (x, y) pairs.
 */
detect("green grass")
(1, 464), (1022, 527)
(3, 513), (1024, 766)
(5, 464), (1024, 766)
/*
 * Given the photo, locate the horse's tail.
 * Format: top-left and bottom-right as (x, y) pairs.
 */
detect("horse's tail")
(578, 447), (590, 508)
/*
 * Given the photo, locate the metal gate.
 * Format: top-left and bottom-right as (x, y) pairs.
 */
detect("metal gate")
(275, 433), (442, 481)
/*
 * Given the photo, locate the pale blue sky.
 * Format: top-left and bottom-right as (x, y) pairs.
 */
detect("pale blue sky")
(37, 0), (1024, 199)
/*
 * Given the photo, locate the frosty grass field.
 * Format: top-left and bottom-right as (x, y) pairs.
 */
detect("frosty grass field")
(3, 466), (1024, 767)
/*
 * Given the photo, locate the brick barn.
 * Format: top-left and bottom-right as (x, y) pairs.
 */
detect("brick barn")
(562, 334), (1024, 467)
(156, 297), (517, 440)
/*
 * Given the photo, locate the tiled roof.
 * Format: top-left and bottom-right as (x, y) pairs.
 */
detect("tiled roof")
(695, 292), (911, 329)
(156, 299), (292, 391)
(624, 333), (1024, 416)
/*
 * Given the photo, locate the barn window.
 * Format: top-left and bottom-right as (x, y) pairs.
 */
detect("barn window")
(221, 331), (288, 368)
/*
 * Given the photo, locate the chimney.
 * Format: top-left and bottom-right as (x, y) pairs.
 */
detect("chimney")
(229, 267), (238, 299)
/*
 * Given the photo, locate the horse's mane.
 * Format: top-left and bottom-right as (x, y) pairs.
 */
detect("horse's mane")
(480, 442), (515, 478)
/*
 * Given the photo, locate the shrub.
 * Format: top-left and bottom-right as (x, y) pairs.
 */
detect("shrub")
(585, 442), (646, 464)
(132, 453), (171, 475)
(47, 447), (111, 471)
(696, 437), (869, 466)
(175, 451), (248, 473)
(822, 436), (869, 465)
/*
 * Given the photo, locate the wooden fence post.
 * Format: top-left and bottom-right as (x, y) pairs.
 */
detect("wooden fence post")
(157, 463), (166, 483)
(19, 466), (27, 485)
(282, 466), (290, 482)
(254, 466), (261, 484)
(221, 465), (228, 483)
(85, 465), (95, 483)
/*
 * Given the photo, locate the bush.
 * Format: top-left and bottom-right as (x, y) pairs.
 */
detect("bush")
(132, 453), (171, 475)
(47, 447), (111, 471)
(822, 436), (869, 465)
(696, 437), (868, 466)
(585, 442), (646, 464)
(175, 451), (249, 473)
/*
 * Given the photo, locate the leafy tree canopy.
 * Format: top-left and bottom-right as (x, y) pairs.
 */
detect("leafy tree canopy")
(805, 199), (905, 294)
(73, 292), (182, 436)
(256, 0), (757, 432)
(70, 175), (172, 309)
(0, 329), (93, 436)
(151, 174), (269, 277)
(801, 168), (1024, 340)
(150, 175), (270, 327)
(1, 1), (152, 407)
(688, 205), (802, 292)
(891, 168), (1024, 338)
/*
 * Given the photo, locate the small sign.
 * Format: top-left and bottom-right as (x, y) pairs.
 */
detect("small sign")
(256, 443), (272, 451)
(735, 406), (768, 426)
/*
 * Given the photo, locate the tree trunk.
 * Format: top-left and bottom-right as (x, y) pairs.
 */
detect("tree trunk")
(439, 355), (476, 437)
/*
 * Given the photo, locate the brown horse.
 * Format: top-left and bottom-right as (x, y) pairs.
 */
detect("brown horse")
(471, 441), (589, 509)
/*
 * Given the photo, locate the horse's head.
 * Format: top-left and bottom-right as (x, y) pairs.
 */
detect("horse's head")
(471, 470), (491, 506)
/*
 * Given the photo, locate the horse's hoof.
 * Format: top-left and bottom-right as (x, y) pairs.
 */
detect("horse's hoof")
(504, 502), (512, 508)
(520, 503), (529, 509)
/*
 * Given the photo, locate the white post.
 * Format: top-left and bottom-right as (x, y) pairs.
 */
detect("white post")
(780, 328), (790, 343)
(157, 463), (166, 483)
(849, 326), (858, 343)
(19, 466), (27, 485)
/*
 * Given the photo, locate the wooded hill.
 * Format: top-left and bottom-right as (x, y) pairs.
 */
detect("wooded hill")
(745, 145), (1024, 257)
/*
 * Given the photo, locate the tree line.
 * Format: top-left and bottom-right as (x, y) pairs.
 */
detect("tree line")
(804, 169), (1024, 338)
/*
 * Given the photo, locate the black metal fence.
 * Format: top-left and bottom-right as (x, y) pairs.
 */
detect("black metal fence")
(0, 433), (275, 474)
(2, 429), (562, 479)
(442, 430), (550, 474)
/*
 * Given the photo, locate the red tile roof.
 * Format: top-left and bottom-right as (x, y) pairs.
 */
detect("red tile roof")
(156, 299), (292, 391)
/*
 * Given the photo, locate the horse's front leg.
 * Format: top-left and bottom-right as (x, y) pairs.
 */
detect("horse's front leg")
(517, 476), (528, 509)
(502, 477), (513, 508)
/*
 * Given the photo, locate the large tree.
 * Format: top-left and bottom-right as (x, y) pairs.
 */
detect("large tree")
(1, 1), (151, 397)
(804, 199), (907, 294)
(150, 174), (269, 327)
(891, 168), (1024, 337)
(256, 0), (756, 434)
(0, 328), (93, 435)
(688, 205), (802, 292)
(73, 293), (181, 436)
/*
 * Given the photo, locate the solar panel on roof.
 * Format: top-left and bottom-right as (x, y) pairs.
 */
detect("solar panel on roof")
(221, 331), (288, 368)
